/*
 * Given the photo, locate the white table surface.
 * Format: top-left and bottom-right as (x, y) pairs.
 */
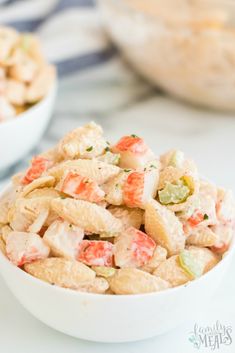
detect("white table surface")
(1, 57), (235, 353)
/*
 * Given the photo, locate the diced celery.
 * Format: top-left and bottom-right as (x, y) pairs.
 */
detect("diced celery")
(179, 250), (204, 279)
(158, 181), (190, 205)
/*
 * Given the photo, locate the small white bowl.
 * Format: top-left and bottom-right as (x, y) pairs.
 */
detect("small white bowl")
(0, 81), (57, 173)
(0, 183), (234, 343)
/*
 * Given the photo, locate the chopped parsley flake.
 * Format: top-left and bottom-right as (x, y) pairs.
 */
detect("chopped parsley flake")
(124, 169), (131, 172)
(130, 134), (138, 138)
(203, 214), (209, 220)
(86, 146), (93, 152)
(105, 146), (110, 152)
(150, 164), (157, 169)
(106, 141), (110, 145)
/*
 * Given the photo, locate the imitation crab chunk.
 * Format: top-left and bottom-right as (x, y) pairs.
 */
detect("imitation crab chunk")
(112, 135), (154, 169)
(43, 220), (84, 259)
(114, 227), (156, 268)
(57, 171), (105, 203)
(123, 169), (159, 209)
(21, 156), (53, 185)
(77, 240), (114, 267)
(6, 231), (50, 266)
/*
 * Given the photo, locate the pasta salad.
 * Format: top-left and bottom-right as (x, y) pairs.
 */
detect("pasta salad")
(0, 26), (55, 123)
(0, 122), (234, 295)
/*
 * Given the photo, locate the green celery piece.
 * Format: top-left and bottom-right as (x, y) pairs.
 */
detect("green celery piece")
(158, 181), (190, 205)
(179, 250), (204, 279)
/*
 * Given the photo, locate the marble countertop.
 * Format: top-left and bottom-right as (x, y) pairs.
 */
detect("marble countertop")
(1, 56), (235, 353)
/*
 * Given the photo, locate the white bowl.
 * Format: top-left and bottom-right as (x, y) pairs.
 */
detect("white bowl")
(0, 185), (234, 343)
(0, 81), (57, 173)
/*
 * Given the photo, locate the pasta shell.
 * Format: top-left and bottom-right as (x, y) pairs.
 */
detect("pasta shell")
(25, 187), (61, 199)
(75, 277), (109, 294)
(27, 209), (49, 234)
(56, 122), (107, 160)
(186, 227), (218, 247)
(24, 258), (96, 289)
(0, 225), (12, 243)
(48, 159), (120, 185)
(110, 268), (170, 294)
(158, 160), (198, 191)
(200, 180), (217, 200)
(51, 198), (123, 236)
(145, 199), (185, 255)
(21, 176), (55, 197)
(216, 188), (235, 223)
(0, 236), (6, 256)
(210, 223), (233, 253)
(0, 185), (22, 224)
(153, 255), (191, 287)
(8, 196), (54, 232)
(186, 246), (219, 273)
(140, 245), (167, 273)
(108, 206), (143, 230)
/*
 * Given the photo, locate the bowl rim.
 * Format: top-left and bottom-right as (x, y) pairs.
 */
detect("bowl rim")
(0, 78), (57, 129)
(0, 181), (234, 300)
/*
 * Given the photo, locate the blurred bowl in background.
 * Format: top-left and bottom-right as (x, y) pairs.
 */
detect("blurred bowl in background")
(98, 0), (235, 111)
(0, 80), (57, 173)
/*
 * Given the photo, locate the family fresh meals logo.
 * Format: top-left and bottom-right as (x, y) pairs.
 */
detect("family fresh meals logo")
(188, 321), (232, 350)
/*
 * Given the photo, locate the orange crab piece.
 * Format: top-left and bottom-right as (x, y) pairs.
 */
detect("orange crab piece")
(112, 135), (154, 169)
(77, 240), (113, 266)
(6, 231), (50, 267)
(123, 170), (158, 208)
(61, 172), (105, 203)
(187, 210), (204, 227)
(130, 227), (156, 266)
(21, 156), (53, 185)
(113, 135), (148, 154)
(114, 227), (156, 268)
(123, 172), (144, 208)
